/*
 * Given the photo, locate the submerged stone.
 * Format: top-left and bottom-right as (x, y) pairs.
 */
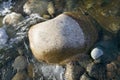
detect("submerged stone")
(12, 56), (27, 72)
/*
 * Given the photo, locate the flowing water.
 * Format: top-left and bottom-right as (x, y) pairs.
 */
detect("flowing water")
(0, 0), (13, 27)
(0, 0), (13, 16)
(0, 0), (65, 80)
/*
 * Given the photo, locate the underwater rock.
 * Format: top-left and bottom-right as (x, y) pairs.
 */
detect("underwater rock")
(23, 0), (48, 16)
(65, 61), (85, 80)
(3, 12), (24, 26)
(87, 62), (107, 80)
(107, 62), (118, 79)
(82, 0), (120, 34)
(28, 13), (98, 64)
(80, 73), (95, 80)
(12, 55), (27, 72)
(12, 71), (30, 80)
(2, 12), (24, 38)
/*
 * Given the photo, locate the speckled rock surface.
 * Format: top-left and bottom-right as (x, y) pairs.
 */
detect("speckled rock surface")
(28, 13), (97, 64)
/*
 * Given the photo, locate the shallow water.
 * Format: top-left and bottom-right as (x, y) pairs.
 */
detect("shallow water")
(0, 1), (66, 80)
(0, 0), (12, 16)
(0, 0), (120, 80)
(0, 0), (13, 27)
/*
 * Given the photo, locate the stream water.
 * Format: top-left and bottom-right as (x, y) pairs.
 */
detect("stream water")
(0, 0), (13, 27)
(0, 0), (65, 80)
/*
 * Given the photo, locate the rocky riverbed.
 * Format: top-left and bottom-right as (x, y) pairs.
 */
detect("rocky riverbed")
(0, 0), (120, 80)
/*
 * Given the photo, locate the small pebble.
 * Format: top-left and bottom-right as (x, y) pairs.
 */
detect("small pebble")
(12, 56), (28, 72)
(47, 2), (55, 17)
(91, 47), (103, 60)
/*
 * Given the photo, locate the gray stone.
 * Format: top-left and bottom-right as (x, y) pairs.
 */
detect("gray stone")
(12, 71), (30, 80)
(12, 56), (28, 72)
(80, 73), (95, 80)
(91, 47), (103, 60)
(28, 14), (86, 64)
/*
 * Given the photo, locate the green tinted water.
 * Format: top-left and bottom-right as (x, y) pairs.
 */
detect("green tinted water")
(0, 17), (3, 27)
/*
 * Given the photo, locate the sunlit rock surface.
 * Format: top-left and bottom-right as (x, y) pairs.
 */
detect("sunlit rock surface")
(28, 13), (97, 64)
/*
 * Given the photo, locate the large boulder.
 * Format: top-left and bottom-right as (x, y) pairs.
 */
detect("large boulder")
(28, 13), (98, 64)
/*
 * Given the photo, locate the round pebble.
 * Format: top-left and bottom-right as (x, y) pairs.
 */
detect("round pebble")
(12, 56), (27, 72)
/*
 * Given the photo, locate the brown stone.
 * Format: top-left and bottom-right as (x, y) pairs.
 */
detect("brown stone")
(65, 61), (85, 80)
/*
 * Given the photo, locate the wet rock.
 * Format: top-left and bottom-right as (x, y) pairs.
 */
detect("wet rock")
(12, 71), (30, 80)
(12, 55), (27, 72)
(90, 47), (103, 60)
(47, 2), (55, 17)
(86, 62), (107, 80)
(107, 62), (118, 79)
(43, 14), (50, 19)
(3, 12), (24, 26)
(27, 63), (34, 79)
(23, 0), (48, 16)
(80, 73), (95, 80)
(114, 61), (120, 79)
(0, 27), (8, 47)
(28, 13), (98, 64)
(65, 61), (85, 80)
